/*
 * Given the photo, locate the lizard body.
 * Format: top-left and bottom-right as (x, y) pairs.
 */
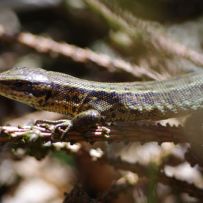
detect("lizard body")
(0, 67), (202, 122)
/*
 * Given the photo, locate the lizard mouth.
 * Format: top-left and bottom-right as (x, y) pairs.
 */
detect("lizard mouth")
(0, 80), (37, 107)
(0, 80), (53, 110)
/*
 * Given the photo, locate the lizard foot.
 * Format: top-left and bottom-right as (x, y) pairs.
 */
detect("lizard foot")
(59, 109), (106, 141)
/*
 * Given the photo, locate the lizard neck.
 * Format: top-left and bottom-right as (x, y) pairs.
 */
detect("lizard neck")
(40, 83), (90, 116)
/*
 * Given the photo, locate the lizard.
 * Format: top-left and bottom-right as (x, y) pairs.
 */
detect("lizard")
(0, 67), (202, 135)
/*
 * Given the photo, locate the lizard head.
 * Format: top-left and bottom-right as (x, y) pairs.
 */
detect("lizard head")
(0, 67), (53, 109)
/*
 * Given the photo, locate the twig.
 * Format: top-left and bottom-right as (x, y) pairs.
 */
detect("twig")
(160, 174), (203, 199)
(0, 25), (162, 80)
(0, 121), (186, 144)
(85, 0), (203, 68)
(108, 157), (203, 199)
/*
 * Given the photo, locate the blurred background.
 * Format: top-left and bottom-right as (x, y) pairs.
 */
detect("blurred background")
(0, 0), (202, 202)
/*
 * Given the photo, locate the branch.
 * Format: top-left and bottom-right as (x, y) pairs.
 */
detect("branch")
(85, 0), (203, 68)
(108, 157), (203, 199)
(0, 25), (162, 80)
(0, 120), (186, 144)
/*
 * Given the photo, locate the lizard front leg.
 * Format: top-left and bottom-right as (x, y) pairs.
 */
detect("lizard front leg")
(54, 109), (107, 141)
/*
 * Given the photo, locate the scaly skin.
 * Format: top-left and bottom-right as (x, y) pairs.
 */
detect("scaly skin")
(0, 67), (202, 122)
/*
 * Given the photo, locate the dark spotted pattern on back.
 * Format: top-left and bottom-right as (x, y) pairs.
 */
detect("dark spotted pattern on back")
(45, 74), (203, 121)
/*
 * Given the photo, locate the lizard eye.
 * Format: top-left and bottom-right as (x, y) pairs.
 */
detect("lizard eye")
(15, 81), (25, 88)
(13, 81), (32, 91)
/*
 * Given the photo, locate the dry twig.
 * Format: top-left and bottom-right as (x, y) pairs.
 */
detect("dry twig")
(85, 0), (203, 68)
(0, 25), (162, 80)
(108, 157), (203, 199)
(0, 120), (185, 144)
